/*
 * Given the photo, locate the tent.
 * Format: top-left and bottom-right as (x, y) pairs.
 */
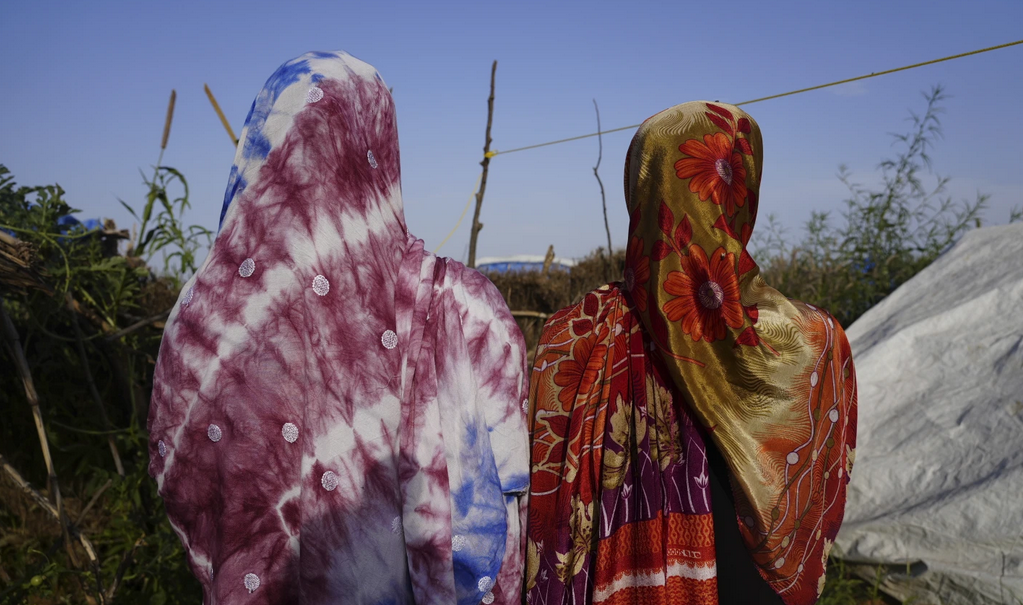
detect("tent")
(476, 254), (577, 274)
(835, 222), (1023, 604)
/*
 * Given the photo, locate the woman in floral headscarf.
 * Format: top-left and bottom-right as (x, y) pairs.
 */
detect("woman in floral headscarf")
(148, 52), (529, 605)
(526, 101), (857, 605)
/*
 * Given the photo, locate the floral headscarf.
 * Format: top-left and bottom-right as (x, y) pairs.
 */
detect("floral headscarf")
(149, 51), (529, 605)
(527, 101), (857, 604)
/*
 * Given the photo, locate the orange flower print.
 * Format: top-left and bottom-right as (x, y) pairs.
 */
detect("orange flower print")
(623, 236), (650, 311)
(552, 335), (607, 409)
(662, 244), (744, 342)
(675, 133), (748, 217)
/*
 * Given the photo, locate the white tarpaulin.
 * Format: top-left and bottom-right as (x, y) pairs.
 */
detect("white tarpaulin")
(835, 222), (1023, 604)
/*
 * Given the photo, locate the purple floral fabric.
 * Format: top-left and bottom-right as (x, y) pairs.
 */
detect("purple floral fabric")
(148, 51), (529, 605)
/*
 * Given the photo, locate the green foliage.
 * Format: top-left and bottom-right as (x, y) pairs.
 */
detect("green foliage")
(0, 164), (201, 604)
(753, 85), (990, 327)
(119, 166), (212, 290)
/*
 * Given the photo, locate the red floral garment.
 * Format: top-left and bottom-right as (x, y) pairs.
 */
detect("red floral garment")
(527, 101), (857, 605)
(527, 286), (719, 604)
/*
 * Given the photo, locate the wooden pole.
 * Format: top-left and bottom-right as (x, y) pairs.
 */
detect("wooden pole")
(542, 244), (555, 276)
(593, 99), (613, 281)
(467, 60), (497, 268)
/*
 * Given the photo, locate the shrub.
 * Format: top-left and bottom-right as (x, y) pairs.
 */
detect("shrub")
(0, 164), (202, 605)
(753, 85), (992, 327)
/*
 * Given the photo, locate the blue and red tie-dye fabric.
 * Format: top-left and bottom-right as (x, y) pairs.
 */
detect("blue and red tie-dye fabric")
(148, 51), (529, 605)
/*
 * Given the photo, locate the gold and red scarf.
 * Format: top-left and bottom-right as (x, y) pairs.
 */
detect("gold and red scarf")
(526, 101), (857, 604)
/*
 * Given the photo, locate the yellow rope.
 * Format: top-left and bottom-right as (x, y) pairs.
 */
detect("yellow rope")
(433, 170), (483, 253)
(434, 38), (1023, 252)
(488, 39), (1023, 157)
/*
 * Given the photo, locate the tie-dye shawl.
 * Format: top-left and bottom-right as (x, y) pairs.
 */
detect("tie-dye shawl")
(148, 52), (529, 605)
(526, 101), (857, 604)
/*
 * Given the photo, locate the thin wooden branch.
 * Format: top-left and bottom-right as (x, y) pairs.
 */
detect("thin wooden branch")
(66, 294), (124, 477)
(467, 60), (497, 269)
(0, 453), (56, 516)
(0, 298), (75, 566)
(103, 310), (169, 342)
(510, 310), (550, 319)
(75, 479), (113, 526)
(593, 99), (613, 281)
(0, 454), (102, 578)
(541, 245), (555, 277)
(104, 535), (145, 602)
(68, 296), (114, 334)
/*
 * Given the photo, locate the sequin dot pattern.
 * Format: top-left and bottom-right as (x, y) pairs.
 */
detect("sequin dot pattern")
(148, 51), (530, 605)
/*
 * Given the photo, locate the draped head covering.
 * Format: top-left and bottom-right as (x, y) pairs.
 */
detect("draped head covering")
(148, 51), (529, 605)
(527, 101), (857, 604)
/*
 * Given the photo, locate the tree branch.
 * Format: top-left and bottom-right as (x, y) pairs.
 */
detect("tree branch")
(467, 60), (497, 268)
(593, 99), (613, 281)
(103, 310), (169, 342)
(66, 294), (124, 477)
(105, 535), (145, 602)
(510, 310), (550, 319)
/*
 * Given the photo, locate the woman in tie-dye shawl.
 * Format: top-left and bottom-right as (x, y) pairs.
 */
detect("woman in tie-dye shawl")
(526, 101), (857, 605)
(148, 51), (529, 605)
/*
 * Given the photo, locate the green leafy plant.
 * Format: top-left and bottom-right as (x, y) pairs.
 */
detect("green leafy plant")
(120, 166), (211, 290)
(753, 85), (990, 327)
(1, 163), (202, 604)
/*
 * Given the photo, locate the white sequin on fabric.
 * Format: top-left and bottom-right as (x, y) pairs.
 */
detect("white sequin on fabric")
(306, 86), (324, 103)
(391, 516), (401, 534)
(810, 371), (819, 387)
(312, 275), (330, 296)
(451, 534), (467, 552)
(381, 329), (398, 350)
(829, 409), (840, 423)
(243, 572), (260, 593)
(367, 149), (378, 169)
(786, 452), (799, 465)
(181, 285), (194, 307)
(239, 258), (256, 278)
(157, 440), (167, 457)
(281, 422), (299, 443)
(321, 470), (339, 491)
(207, 424), (222, 442)
(482, 592), (495, 604)
(478, 576), (494, 593)
(775, 557), (786, 569)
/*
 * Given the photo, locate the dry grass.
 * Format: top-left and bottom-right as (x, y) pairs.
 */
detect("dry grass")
(482, 247), (624, 359)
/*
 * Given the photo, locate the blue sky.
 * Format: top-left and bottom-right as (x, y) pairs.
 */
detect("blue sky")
(1, 0), (1021, 263)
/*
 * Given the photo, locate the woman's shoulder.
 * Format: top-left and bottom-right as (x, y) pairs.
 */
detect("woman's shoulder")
(541, 282), (626, 337)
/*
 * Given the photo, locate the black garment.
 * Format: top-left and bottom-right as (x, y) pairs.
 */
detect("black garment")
(706, 439), (787, 605)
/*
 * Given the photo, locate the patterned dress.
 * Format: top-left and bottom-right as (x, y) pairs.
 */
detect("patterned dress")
(148, 51), (529, 605)
(526, 101), (858, 605)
